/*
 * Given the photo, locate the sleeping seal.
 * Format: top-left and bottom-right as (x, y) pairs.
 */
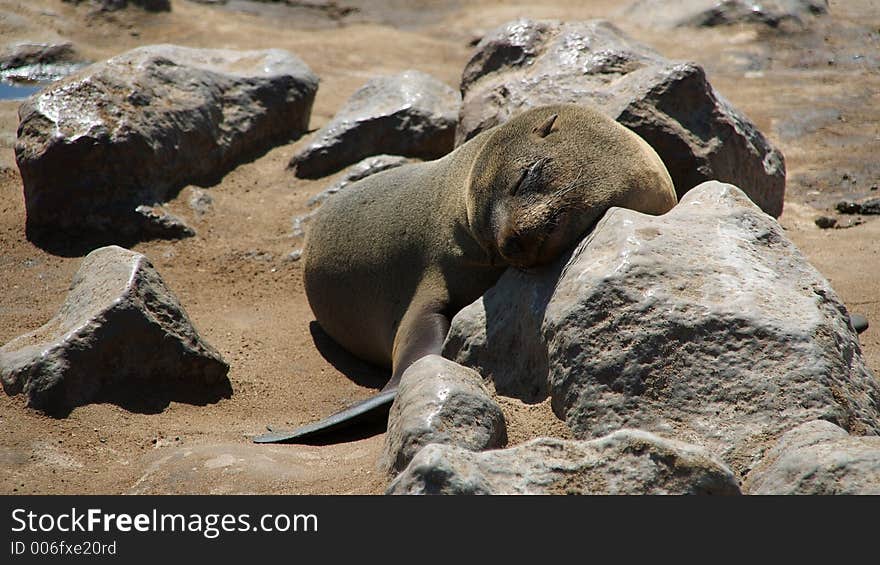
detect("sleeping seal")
(254, 103), (677, 443)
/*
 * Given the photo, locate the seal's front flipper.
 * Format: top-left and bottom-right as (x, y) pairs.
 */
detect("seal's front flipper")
(253, 389), (396, 444)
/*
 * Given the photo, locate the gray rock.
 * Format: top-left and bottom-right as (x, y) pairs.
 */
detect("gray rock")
(456, 19), (785, 217)
(746, 420), (880, 494)
(0, 246), (229, 413)
(16, 44), (317, 243)
(188, 189), (214, 217)
(291, 209), (318, 240)
(306, 154), (412, 208)
(0, 42), (87, 83)
(134, 205), (195, 239)
(381, 355), (507, 475)
(444, 181), (880, 475)
(623, 0), (828, 30)
(850, 314), (869, 334)
(814, 215), (836, 229)
(62, 0), (171, 12)
(836, 198), (880, 215)
(388, 430), (741, 495)
(289, 70), (458, 178)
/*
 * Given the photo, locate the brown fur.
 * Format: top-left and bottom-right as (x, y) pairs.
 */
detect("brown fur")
(303, 104), (676, 389)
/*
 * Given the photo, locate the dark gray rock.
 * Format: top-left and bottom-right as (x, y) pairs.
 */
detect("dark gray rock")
(16, 44), (317, 243)
(444, 181), (880, 476)
(306, 154), (412, 208)
(0, 246), (229, 413)
(0, 42), (87, 83)
(289, 70), (458, 178)
(62, 0), (171, 12)
(457, 19), (785, 217)
(814, 215), (837, 229)
(388, 430), (741, 495)
(850, 314), (869, 335)
(623, 0), (828, 30)
(381, 355), (507, 475)
(745, 420), (880, 494)
(836, 198), (880, 215)
(134, 205), (195, 239)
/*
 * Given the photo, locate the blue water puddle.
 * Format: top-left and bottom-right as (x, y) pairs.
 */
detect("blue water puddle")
(0, 81), (41, 100)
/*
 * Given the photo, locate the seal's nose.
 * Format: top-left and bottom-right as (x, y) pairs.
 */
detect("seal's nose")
(500, 236), (524, 259)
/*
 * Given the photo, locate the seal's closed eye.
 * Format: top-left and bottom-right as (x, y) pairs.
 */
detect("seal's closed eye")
(512, 157), (550, 196)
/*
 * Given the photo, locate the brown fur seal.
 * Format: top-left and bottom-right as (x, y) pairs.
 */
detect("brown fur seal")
(254, 103), (676, 443)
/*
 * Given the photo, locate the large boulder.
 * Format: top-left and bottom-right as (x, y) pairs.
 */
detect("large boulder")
(444, 181), (880, 476)
(622, 0), (829, 29)
(457, 19), (785, 217)
(0, 246), (229, 413)
(15, 44), (317, 242)
(745, 420), (880, 494)
(289, 70), (458, 178)
(387, 431), (741, 495)
(381, 355), (507, 475)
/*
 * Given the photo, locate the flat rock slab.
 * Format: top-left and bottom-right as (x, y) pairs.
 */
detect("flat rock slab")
(457, 19), (785, 217)
(129, 440), (382, 494)
(444, 181), (880, 476)
(745, 420), (880, 494)
(16, 44), (317, 242)
(623, 0), (828, 30)
(388, 430), (741, 495)
(381, 355), (507, 475)
(289, 70), (458, 178)
(0, 246), (229, 413)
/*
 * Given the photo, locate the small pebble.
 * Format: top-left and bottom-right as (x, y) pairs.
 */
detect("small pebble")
(850, 314), (869, 334)
(814, 216), (837, 229)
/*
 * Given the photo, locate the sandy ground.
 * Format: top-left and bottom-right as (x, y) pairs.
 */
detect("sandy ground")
(0, 0), (878, 494)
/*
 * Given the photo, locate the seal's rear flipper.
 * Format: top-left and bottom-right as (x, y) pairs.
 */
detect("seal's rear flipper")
(253, 389), (396, 444)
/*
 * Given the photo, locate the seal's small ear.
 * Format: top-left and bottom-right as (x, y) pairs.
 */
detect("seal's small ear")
(534, 113), (558, 138)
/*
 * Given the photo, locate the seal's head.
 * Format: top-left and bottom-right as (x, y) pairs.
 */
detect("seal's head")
(466, 104), (677, 269)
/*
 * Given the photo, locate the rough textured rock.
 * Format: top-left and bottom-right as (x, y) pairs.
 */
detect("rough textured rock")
(0, 42), (87, 83)
(0, 246), (229, 413)
(381, 355), (507, 475)
(62, 0), (171, 12)
(289, 70), (458, 178)
(444, 181), (880, 475)
(836, 198), (880, 215)
(388, 430), (741, 495)
(306, 154), (412, 208)
(15, 44), (317, 242)
(745, 420), (880, 494)
(456, 19), (785, 217)
(623, 0), (828, 30)
(134, 205), (195, 239)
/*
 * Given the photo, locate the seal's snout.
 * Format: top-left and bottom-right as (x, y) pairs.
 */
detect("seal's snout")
(498, 231), (544, 268)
